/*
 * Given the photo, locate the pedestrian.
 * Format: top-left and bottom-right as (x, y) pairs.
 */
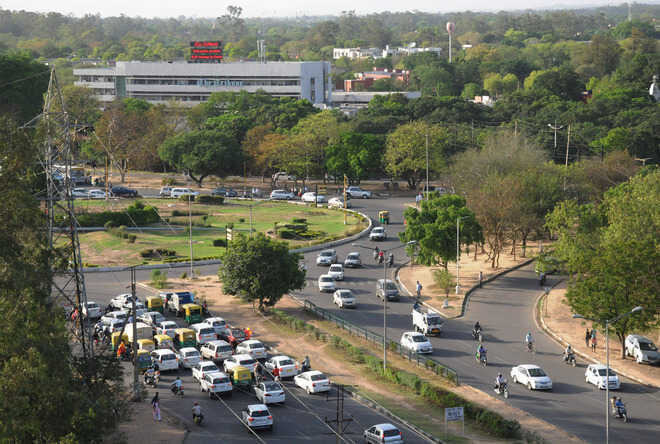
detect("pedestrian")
(479, 271), (483, 288)
(591, 332), (598, 352)
(416, 281), (423, 298)
(415, 193), (422, 208)
(585, 328), (591, 348)
(151, 392), (161, 422)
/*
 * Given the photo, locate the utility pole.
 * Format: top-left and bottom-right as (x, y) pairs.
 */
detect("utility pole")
(131, 266), (139, 400)
(105, 155), (109, 201)
(188, 194), (193, 278)
(548, 120), (564, 160)
(563, 124), (571, 192)
(249, 204), (253, 237)
(343, 175), (348, 225)
(425, 132), (429, 201)
(325, 384), (352, 442)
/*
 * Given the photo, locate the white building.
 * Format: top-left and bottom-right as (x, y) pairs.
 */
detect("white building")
(382, 44), (442, 58)
(333, 48), (381, 59)
(73, 61), (331, 106)
(330, 91), (422, 116)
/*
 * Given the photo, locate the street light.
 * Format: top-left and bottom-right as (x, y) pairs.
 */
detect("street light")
(573, 306), (643, 444)
(353, 240), (417, 370)
(455, 216), (469, 295)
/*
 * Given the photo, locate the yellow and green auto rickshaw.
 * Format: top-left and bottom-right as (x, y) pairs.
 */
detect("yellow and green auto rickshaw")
(136, 349), (153, 373)
(111, 332), (129, 351)
(146, 296), (164, 313)
(137, 338), (155, 352)
(154, 334), (174, 350)
(174, 328), (196, 348)
(182, 303), (203, 325)
(229, 365), (252, 389)
(378, 210), (390, 224)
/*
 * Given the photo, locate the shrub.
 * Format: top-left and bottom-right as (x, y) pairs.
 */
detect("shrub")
(74, 201), (160, 227)
(104, 220), (116, 229)
(162, 176), (177, 186)
(197, 195), (224, 205)
(238, 217), (245, 223)
(180, 272), (187, 279)
(292, 218), (307, 224)
(151, 270), (168, 288)
(127, 234), (137, 243)
(213, 238), (227, 247)
(278, 229), (297, 239)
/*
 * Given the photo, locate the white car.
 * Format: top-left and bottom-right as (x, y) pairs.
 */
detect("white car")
(343, 252), (361, 268)
(625, 335), (660, 364)
(72, 188), (89, 199)
(318, 274), (336, 293)
(316, 249), (337, 266)
(151, 349), (179, 371)
(272, 172), (296, 182)
(190, 323), (217, 345)
(270, 189), (295, 200)
(241, 404), (273, 430)
(192, 360), (221, 382)
(264, 355), (299, 379)
(223, 354), (258, 373)
(170, 188), (199, 198)
(585, 364), (620, 390)
(369, 226), (386, 241)
(138, 311), (166, 328)
(96, 318), (125, 335)
(254, 381), (285, 404)
(159, 186), (172, 197)
(328, 197), (351, 209)
(83, 301), (101, 319)
(236, 339), (267, 360)
(200, 371), (233, 397)
(294, 370), (331, 394)
(206, 317), (231, 338)
(109, 293), (137, 310)
(333, 289), (356, 308)
(364, 423), (404, 444)
(200, 340), (234, 362)
(400, 332), (433, 354)
(156, 320), (178, 339)
(101, 310), (128, 324)
(177, 347), (202, 369)
(328, 264), (344, 280)
(511, 364), (553, 390)
(87, 189), (106, 199)
(346, 186), (371, 199)
(301, 192), (326, 203)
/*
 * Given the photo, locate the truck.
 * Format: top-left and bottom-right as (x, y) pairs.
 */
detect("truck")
(166, 291), (195, 317)
(125, 322), (153, 343)
(412, 306), (444, 336)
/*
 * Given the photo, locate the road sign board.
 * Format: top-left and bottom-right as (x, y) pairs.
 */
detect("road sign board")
(445, 407), (464, 422)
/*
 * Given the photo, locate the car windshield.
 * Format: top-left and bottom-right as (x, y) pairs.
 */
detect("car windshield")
(279, 359), (294, 366)
(199, 328), (215, 335)
(88, 303), (98, 309)
(218, 345), (232, 353)
(339, 291), (352, 298)
(214, 376), (230, 384)
(211, 320), (226, 327)
(320, 277), (333, 282)
(330, 265), (341, 271)
(385, 282), (397, 290)
(264, 382), (282, 391)
(163, 322), (176, 328)
(639, 342), (657, 351)
(162, 354), (176, 361)
(527, 368), (546, 377)
(373, 228), (383, 233)
(240, 358), (257, 365)
(113, 312), (127, 319)
(321, 252), (333, 257)
(184, 351), (200, 358)
(113, 321), (125, 329)
(203, 364), (219, 372)
(310, 373), (327, 381)
(249, 343), (263, 349)
(428, 317), (442, 325)
(347, 254), (359, 259)
(412, 335), (427, 342)
(383, 430), (401, 437)
(251, 410), (269, 417)
(597, 368), (616, 376)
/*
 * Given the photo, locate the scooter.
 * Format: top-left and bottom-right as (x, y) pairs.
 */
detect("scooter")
(494, 382), (509, 399)
(193, 414), (204, 425)
(472, 328), (483, 342)
(387, 254), (394, 267)
(171, 384), (184, 397)
(612, 404), (630, 423)
(475, 351), (487, 367)
(563, 352), (577, 367)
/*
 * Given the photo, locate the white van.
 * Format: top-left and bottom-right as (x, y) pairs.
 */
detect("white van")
(170, 188), (199, 198)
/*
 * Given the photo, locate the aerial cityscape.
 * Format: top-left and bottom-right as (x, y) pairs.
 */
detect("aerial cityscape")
(0, 2), (658, 443)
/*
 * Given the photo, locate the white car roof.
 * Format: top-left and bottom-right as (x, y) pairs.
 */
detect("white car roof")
(242, 339), (263, 346)
(200, 360), (217, 367)
(374, 423), (399, 431)
(300, 370), (326, 378)
(232, 353), (254, 360)
(161, 321), (177, 326)
(247, 404), (269, 412)
(407, 331), (425, 337)
(206, 371), (229, 378)
(206, 317), (225, 322)
(179, 347), (199, 353)
(319, 274), (333, 279)
(372, 227), (384, 231)
(588, 364), (609, 370)
(153, 349), (175, 356)
(191, 322), (213, 330)
(517, 364), (542, 370)
(272, 355), (293, 361)
(204, 340), (230, 347)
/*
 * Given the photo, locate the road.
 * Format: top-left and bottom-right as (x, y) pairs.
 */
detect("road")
(80, 195), (659, 443)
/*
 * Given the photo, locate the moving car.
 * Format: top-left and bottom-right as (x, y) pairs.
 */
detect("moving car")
(211, 187), (237, 197)
(327, 264), (344, 280)
(343, 252), (361, 268)
(235, 339), (267, 360)
(177, 347), (202, 369)
(254, 381), (285, 404)
(364, 423), (404, 444)
(190, 323), (218, 345)
(223, 354), (258, 373)
(511, 364), (553, 390)
(585, 364), (620, 390)
(328, 197), (351, 209)
(346, 186), (371, 199)
(110, 186), (138, 197)
(333, 289), (356, 309)
(151, 349), (179, 371)
(316, 249), (337, 266)
(109, 293), (143, 310)
(205, 317), (231, 338)
(272, 172), (295, 182)
(83, 301), (101, 319)
(400, 332), (433, 354)
(200, 340), (234, 362)
(318, 274), (336, 293)
(87, 189), (107, 199)
(264, 355), (299, 379)
(241, 404), (273, 430)
(301, 192), (325, 203)
(170, 188), (199, 198)
(370, 226), (387, 241)
(625, 335), (660, 365)
(376, 279), (400, 301)
(200, 371), (233, 397)
(192, 360), (221, 382)
(159, 186), (172, 197)
(138, 311), (166, 328)
(156, 320), (178, 339)
(294, 370), (330, 394)
(269, 189), (295, 200)
(72, 188), (89, 199)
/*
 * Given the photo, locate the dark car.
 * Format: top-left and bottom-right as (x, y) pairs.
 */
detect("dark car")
(111, 186), (138, 197)
(211, 187), (237, 198)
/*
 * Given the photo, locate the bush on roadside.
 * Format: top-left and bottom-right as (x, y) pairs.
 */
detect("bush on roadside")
(278, 229), (297, 239)
(162, 176), (177, 186)
(197, 195), (224, 205)
(139, 248), (176, 259)
(151, 270), (168, 289)
(172, 209), (207, 217)
(213, 238), (227, 247)
(75, 201), (160, 227)
(292, 218), (307, 224)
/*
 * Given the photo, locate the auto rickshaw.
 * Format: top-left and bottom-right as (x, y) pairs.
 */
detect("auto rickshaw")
(174, 328), (196, 348)
(229, 365), (252, 389)
(146, 295), (164, 313)
(154, 334), (174, 350)
(135, 349), (153, 373)
(111, 332), (129, 351)
(182, 303), (203, 325)
(137, 338), (155, 352)
(378, 210), (390, 224)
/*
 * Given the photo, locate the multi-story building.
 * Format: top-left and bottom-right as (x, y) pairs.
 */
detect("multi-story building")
(344, 68), (411, 92)
(333, 48), (381, 59)
(73, 61), (331, 106)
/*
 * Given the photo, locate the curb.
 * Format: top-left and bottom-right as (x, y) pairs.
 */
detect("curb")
(534, 288), (657, 389)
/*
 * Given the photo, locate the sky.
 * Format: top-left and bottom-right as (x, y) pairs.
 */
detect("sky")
(0, 1), (624, 19)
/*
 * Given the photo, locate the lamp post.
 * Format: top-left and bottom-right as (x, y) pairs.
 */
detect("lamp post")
(573, 306), (643, 444)
(455, 216), (469, 295)
(188, 194), (193, 278)
(353, 240), (417, 370)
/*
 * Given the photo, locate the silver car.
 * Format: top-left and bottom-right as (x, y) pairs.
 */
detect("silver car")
(254, 381), (285, 404)
(242, 404), (273, 430)
(343, 252), (361, 268)
(316, 249), (337, 266)
(377, 279), (400, 301)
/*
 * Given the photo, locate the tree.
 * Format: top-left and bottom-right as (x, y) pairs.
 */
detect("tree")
(242, 124), (282, 180)
(218, 234), (306, 311)
(546, 170), (660, 357)
(61, 84), (100, 126)
(433, 269), (456, 300)
(399, 193), (482, 268)
(0, 52), (50, 123)
(325, 132), (384, 184)
(385, 121), (451, 189)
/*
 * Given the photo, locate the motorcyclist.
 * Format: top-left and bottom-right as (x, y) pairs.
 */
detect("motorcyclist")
(525, 332), (533, 350)
(614, 397), (625, 416)
(117, 341), (126, 359)
(171, 377), (183, 394)
(373, 247), (379, 261)
(387, 253), (394, 266)
(473, 321), (482, 338)
(563, 344), (574, 361)
(495, 373), (505, 390)
(302, 355), (310, 372)
(192, 401), (203, 423)
(378, 251), (384, 264)
(476, 343), (486, 361)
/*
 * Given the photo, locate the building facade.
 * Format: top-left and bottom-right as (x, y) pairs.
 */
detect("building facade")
(74, 61), (331, 106)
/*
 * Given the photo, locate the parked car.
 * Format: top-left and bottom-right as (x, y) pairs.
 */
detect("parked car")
(364, 423), (404, 444)
(294, 370), (330, 394)
(241, 404), (273, 430)
(151, 349), (179, 371)
(192, 360), (221, 382)
(625, 335), (660, 364)
(159, 186), (172, 197)
(211, 187), (237, 197)
(200, 371), (233, 397)
(370, 226), (387, 241)
(343, 252), (362, 268)
(272, 171), (296, 182)
(328, 197), (351, 209)
(177, 347), (202, 369)
(110, 186), (138, 197)
(511, 364), (553, 390)
(400, 332), (433, 354)
(346, 186), (372, 199)
(585, 364), (620, 390)
(87, 189), (107, 199)
(318, 274), (336, 293)
(236, 339), (267, 360)
(254, 381), (285, 404)
(316, 249), (337, 266)
(223, 354), (258, 373)
(171, 188), (199, 198)
(200, 340), (234, 362)
(327, 264), (344, 280)
(333, 289), (356, 309)
(190, 323), (218, 345)
(376, 279), (400, 301)
(301, 192), (326, 203)
(264, 355), (299, 379)
(71, 188), (89, 199)
(83, 301), (102, 319)
(269, 189), (295, 200)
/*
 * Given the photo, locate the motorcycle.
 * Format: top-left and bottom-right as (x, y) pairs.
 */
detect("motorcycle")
(475, 351), (487, 367)
(373, 250), (379, 261)
(171, 384), (184, 397)
(472, 328), (483, 342)
(526, 341), (535, 353)
(144, 372), (160, 388)
(378, 253), (384, 265)
(563, 352), (577, 367)
(494, 382), (509, 399)
(387, 254), (394, 267)
(193, 414), (204, 426)
(612, 404), (630, 423)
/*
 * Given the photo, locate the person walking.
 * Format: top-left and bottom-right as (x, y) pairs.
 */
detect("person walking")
(416, 281), (423, 298)
(591, 331), (598, 352)
(151, 392), (161, 422)
(585, 328), (591, 348)
(415, 193), (422, 208)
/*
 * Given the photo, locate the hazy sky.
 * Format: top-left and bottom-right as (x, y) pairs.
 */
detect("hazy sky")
(0, 1), (619, 18)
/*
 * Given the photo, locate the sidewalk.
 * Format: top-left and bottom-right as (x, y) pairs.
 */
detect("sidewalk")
(114, 398), (186, 444)
(539, 281), (660, 388)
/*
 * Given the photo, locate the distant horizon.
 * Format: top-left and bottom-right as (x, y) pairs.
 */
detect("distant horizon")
(1, 1), (656, 19)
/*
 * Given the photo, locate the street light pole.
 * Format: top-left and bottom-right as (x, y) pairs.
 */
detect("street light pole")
(425, 132), (429, 201)
(548, 121), (564, 160)
(455, 216), (468, 295)
(188, 194), (193, 278)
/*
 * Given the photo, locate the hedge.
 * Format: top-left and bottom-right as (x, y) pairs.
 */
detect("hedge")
(213, 238), (227, 247)
(197, 195), (224, 205)
(73, 201), (160, 227)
